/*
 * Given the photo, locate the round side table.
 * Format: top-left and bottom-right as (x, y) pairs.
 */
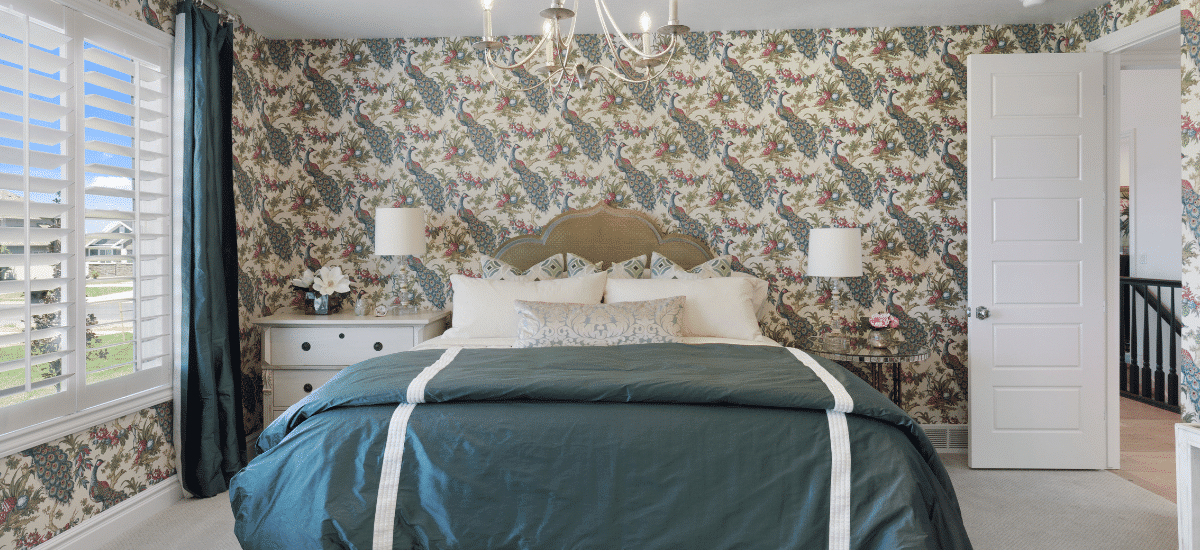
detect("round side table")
(801, 337), (930, 404)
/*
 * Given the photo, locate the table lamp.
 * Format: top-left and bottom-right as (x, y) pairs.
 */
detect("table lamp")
(807, 227), (863, 348)
(374, 207), (427, 314)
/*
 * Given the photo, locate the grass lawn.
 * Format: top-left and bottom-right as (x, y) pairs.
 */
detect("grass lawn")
(0, 332), (137, 408)
(86, 286), (131, 298)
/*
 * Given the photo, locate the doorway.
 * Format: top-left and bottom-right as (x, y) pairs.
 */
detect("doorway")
(1088, 7), (1182, 470)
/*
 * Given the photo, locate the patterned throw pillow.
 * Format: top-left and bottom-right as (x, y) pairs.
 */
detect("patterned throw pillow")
(480, 254), (564, 281)
(513, 296), (685, 348)
(648, 252), (732, 279)
(565, 253), (645, 279)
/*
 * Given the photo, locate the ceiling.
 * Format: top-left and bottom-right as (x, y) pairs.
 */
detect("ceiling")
(215, 0), (1113, 40)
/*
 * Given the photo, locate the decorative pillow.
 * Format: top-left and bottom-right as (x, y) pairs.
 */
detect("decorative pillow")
(565, 252), (645, 279)
(603, 277), (761, 340)
(444, 272), (608, 338)
(648, 252), (732, 279)
(480, 254), (564, 281)
(513, 296), (685, 348)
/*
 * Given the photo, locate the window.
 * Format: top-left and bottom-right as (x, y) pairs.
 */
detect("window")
(0, 0), (170, 436)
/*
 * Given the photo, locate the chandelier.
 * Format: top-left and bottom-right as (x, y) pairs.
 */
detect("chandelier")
(472, 0), (689, 90)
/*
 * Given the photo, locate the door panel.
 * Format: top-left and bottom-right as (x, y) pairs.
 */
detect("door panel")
(968, 52), (1107, 469)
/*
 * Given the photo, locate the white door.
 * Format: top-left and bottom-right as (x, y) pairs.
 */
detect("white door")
(967, 53), (1108, 469)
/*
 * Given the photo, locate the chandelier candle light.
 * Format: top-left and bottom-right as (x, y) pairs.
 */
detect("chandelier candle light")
(374, 207), (428, 314)
(474, 0), (688, 90)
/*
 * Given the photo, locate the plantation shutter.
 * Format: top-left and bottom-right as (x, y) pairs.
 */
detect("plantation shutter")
(76, 13), (170, 409)
(0, 0), (170, 435)
(0, 0), (76, 430)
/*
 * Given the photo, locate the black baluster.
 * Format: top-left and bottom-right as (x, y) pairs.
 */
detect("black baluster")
(1142, 284), (1152, 399)
(1129, 288), (1139, 396)
(1170, 289), (1180, 407)
(1155, 285), (1165, 404)
(1120, 280), (1128, 392)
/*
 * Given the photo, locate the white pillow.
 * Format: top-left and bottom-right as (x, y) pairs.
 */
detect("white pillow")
(730, 271), (771, 321)
(603, 277), (762, 340)
(445, 272), (608, 338)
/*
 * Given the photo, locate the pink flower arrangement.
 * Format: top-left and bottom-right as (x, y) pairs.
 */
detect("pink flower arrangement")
(869, 313), (899, 329)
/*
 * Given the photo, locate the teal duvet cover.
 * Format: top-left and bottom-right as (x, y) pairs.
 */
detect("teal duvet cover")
(230, 343), (973, 550)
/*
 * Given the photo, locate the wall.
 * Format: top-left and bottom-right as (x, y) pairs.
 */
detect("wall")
(1180, 1), (1200, 422)
(229, 0), (1176, 433)
(0, 1), (176, 548)
(1122, 68), (1183, 280)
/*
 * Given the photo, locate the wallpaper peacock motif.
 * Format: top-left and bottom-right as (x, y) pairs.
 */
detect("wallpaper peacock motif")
(1181, 0), (1200, 422)
(229, 0), (1181, 437)
(0, 403), (177, 549)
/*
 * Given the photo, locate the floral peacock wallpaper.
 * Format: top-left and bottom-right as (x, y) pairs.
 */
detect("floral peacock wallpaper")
(229, 0), (1179, 438)
(1181, 0), (1200, 422)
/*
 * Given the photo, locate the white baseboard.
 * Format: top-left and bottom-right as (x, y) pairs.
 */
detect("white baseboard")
(921, 423), (969, 453)
(37, 477), (183, 550)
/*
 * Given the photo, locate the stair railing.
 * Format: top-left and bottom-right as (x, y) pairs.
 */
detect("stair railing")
(1120, 276), (1182, 413)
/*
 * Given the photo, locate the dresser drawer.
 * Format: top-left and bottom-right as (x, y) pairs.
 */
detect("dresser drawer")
(267, 326), (416, 366)
(272, 369), (339, 406)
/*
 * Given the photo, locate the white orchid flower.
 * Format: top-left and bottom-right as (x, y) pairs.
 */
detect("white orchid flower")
(312, 265), (351, 296)
(290, 269), (315, 289)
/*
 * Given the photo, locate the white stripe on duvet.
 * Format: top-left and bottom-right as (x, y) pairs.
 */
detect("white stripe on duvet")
(406, 347), (463, 403)
(787, 347), (853, 550)
(372, 347), (462, 550)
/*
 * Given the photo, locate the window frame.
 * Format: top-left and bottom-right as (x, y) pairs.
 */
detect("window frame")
(0, 0), (173, 458)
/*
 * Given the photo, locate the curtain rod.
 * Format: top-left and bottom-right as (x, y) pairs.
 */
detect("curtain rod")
(194, 0), (242, 24)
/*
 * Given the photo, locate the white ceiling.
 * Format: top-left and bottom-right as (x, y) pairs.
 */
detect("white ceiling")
(216, 0), (1112, 40)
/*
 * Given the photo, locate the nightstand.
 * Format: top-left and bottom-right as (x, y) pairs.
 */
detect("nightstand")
(252, 309), (450, 425)
(800, 337), (929, 404)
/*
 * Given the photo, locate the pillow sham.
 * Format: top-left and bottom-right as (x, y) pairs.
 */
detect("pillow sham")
(603, 277), (761, 340)
(480, 254), (564, 281)
(513, 296), (685, 348)
(648, 252), (732, 279)
(444, 272), (608, 338)
(565, 252), (646, 279)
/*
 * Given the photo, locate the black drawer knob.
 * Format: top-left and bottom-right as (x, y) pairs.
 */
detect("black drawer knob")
(303, 383), (313, 393)
(301, 342), (311, 351)
(339, 333), (345, 339)
(374, 342), (383, 351)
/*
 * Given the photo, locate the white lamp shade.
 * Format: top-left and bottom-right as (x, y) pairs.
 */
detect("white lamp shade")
(374, 207), (427, 256)
(807, 227), (863, 278)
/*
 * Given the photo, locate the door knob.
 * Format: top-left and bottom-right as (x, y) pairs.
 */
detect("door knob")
(975, 306), (990, 320)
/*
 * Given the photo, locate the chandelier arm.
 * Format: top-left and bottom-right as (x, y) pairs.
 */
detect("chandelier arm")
(593, 1), (643, 81)
(595, 0), (654, 58)
(483, 36), (552, 71)
(587, 39), (678, 85)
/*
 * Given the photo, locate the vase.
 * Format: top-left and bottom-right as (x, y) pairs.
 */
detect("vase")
(353, 297), (367, 316)
(866, 329), (892, 348)
(308, 292), (330, 315)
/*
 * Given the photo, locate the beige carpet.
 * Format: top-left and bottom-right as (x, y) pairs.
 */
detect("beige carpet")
(98, 456), (1178, 549)
(943, 453), (1177, 550)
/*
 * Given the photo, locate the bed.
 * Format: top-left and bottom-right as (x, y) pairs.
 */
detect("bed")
(229, 204), (973, 550)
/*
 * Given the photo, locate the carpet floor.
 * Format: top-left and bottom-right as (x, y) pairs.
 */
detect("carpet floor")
(96, 453), (1177, 550)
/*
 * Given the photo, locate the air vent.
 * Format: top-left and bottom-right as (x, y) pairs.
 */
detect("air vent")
(922, 424), (968, 452)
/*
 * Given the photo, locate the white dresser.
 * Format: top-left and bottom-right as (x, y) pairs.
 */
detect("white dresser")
(253, 309), (450, 425)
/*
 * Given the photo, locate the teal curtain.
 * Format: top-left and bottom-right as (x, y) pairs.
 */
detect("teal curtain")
(177, 0), (245, 498)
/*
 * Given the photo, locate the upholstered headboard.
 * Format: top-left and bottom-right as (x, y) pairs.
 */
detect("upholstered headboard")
(492, 203), (714, 272)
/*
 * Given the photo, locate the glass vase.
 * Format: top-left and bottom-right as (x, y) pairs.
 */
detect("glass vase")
(307, 292), (330, 315)
(866, 329), (892, 348)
